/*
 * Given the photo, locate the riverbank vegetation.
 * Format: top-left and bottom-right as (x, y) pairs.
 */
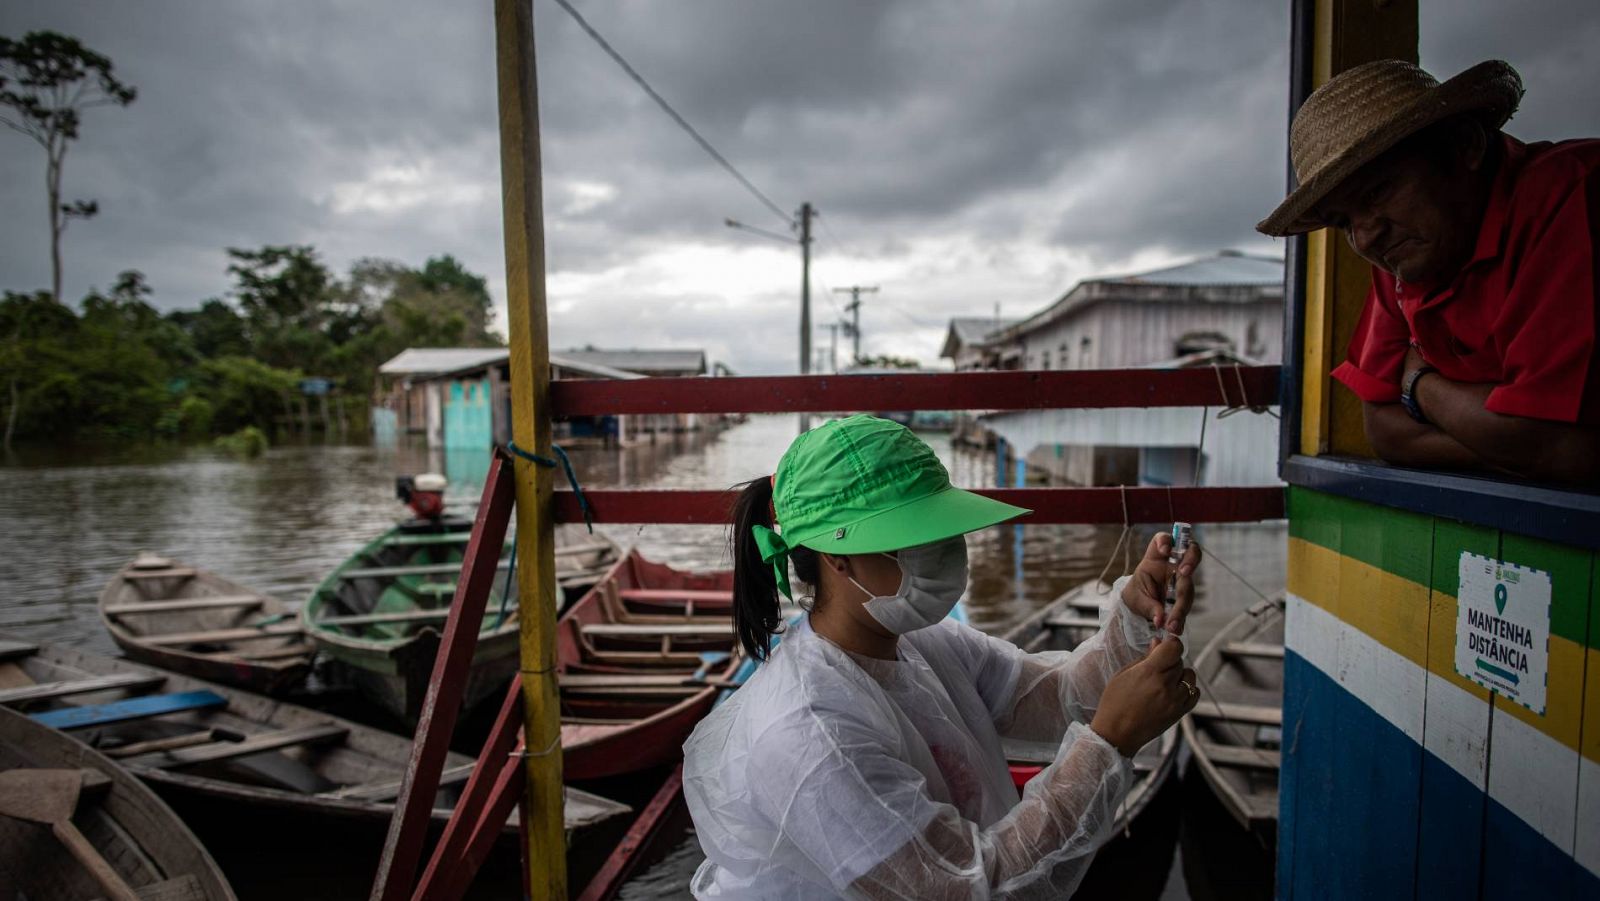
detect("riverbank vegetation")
(1, 247), (502, 450)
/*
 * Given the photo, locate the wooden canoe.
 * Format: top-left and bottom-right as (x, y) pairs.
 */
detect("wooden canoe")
(301, 518), (621, 722)
(557, 549), (741, 782)
(0, 703), (237, 901)
(1002, 579), (1182, 829)
(1179, 595), (1284, 833)
(98, 553), (313, 696)
(0, 636), (630, 842)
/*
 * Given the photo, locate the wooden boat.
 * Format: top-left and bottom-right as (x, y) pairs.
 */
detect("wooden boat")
(577, 647), (761, 901)
(300, 515), (619, 723)
(1002, 579), (1183, 831)
(98, 553), (313, 696)
(0, 636), (630, 842)
(0, 703), (236, 901)
(557, 549), (741, 782)
(1179, 595), (1284, 835)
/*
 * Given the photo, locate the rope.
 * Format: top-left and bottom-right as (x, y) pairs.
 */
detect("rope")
(1095, 485), (1135, 594)
(1214, 364), (1280, 420)
(505, 441), (594, 533)
(491, 530), (518, 630)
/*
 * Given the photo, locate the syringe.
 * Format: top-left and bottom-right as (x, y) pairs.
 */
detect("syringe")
(1159, 522), (1192, 637)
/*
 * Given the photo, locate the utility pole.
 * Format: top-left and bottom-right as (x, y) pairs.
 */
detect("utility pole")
(833, 285), (878, 364)
(798, 202), (814, 432)
(725, 204), (816, 432)
(824, 323), (840, 373)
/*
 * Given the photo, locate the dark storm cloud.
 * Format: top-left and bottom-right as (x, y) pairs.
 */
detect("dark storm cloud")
(1, 0), (1596, 373)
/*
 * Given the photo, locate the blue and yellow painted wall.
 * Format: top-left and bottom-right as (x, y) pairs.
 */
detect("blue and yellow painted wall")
(1278, 2), (1598, 896)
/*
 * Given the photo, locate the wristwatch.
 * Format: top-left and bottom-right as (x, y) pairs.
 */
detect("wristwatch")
(1400, 364), (1437, 424)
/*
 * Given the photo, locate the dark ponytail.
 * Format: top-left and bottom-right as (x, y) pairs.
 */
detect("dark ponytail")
(730, 476), (817, 661)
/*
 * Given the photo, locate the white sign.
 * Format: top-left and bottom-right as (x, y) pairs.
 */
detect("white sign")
(1455, 552), (1551, 714)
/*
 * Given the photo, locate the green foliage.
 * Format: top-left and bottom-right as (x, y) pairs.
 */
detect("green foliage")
(856, 354), (922, 370)
(2, 249), (501, 448)
(214, 425), (268, 459)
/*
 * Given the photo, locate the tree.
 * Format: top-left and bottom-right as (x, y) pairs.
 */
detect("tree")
(856, 354), (921, 370)
(0, 31), (137, 304)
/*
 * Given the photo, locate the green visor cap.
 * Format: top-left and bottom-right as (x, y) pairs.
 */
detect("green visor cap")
(752, 414), (1030, 598)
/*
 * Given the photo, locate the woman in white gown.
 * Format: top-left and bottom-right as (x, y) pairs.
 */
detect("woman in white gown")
(682, 415), (1201, 899)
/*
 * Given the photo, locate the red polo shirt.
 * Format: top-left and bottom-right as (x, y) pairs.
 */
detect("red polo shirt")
(1331, 135), (1600, 423)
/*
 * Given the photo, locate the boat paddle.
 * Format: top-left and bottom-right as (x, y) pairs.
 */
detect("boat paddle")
(0, 767), (142, 901)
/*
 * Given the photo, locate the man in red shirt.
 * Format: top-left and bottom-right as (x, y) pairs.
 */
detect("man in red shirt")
(1259, 59), (1600, 485)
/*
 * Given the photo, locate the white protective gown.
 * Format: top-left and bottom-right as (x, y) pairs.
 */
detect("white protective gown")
(682, 576), (1158, 899)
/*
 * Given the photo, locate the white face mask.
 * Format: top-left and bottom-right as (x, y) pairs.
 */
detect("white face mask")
(848, 536), (970, 635)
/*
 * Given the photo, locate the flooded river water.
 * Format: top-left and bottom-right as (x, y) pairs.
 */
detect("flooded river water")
(0, 414), (1285, 898)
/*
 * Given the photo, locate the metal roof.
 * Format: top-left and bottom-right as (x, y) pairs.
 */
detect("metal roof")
(379, 347), (509, 375)
(554, 348), (707, 374)
(1104, 250), (1283, 287)
(379, 347), (643, 380)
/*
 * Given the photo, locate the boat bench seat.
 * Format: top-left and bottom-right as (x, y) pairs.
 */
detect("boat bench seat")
(122, 567), (198, 580)
(32, 690), (229, 730)
(1192, 738), (1281, 770)
(0, 672), (165, 705)
(560, 673), (708, 688)
(143, 624), (303, 647)
(1192, 701), (1281, 726)
(582, 623), (734, 638)
(618, 589), (733, 604)
(341, 561), (509, 579)
(1220, 641), (1285, 660)
(314, 609), (452, 628)
(104, 595), (264, 615)
(144, 723), (349, 768)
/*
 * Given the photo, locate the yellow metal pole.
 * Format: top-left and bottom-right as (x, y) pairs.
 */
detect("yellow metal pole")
(1300, 0), (1417, 457)
(494, 0), (564, 896)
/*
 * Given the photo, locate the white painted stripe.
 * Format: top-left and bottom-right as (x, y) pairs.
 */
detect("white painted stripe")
(1491, 706), (1578, 858)
(1285, 593), (1597, 879)
(1577, 755), (1600, 878)
(1285, 594), (1424, 743)
(1423, 669), (1489, 791)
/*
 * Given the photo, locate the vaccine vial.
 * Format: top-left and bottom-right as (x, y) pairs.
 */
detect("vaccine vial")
(1162, 522), (1192, 632)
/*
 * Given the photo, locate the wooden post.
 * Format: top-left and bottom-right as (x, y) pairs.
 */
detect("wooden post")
(1299, 0), (1417, 456)
(494, 0), (565, 897)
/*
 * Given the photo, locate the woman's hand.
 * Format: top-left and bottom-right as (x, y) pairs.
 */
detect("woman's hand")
(1120, 531), (1201, 636)
(1089, 637), (1198, 757)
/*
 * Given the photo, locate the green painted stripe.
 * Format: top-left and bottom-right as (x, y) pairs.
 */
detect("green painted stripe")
(1287, 487), (1433, 585)
(1289, 486), (1599, 651)
(1502, 531), (1594, 662)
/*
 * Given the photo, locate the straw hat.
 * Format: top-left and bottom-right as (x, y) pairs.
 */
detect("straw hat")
(1257, 59), (1523, 236)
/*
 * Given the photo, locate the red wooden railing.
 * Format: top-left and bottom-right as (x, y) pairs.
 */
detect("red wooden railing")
(551, 367), (1286, 525)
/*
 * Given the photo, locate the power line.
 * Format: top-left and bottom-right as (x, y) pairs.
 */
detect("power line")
(548, 0), (792, 227)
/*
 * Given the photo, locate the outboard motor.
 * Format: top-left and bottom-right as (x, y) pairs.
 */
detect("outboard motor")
(395, 472), (448, 520)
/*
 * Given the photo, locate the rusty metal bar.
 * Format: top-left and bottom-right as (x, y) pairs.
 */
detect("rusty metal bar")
(370, 452), (516, 901)
(550, 366), (1281, 416)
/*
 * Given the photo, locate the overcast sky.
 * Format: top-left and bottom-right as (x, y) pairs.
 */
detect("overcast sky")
(2, 1), (1596, 375)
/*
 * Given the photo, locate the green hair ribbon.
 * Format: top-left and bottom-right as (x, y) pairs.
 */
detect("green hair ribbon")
(751, 524), (794, 602)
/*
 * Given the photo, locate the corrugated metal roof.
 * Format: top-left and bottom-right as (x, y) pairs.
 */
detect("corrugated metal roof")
(550, 354), (644, 380)
(554, 348), (707, 374)
(379, 347), (509, 375)
(984, 251), (1284, 344)
(948, 317), (1018, 345)
(379, 347), (643, 380)
(1106, 251), (1283, 286)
